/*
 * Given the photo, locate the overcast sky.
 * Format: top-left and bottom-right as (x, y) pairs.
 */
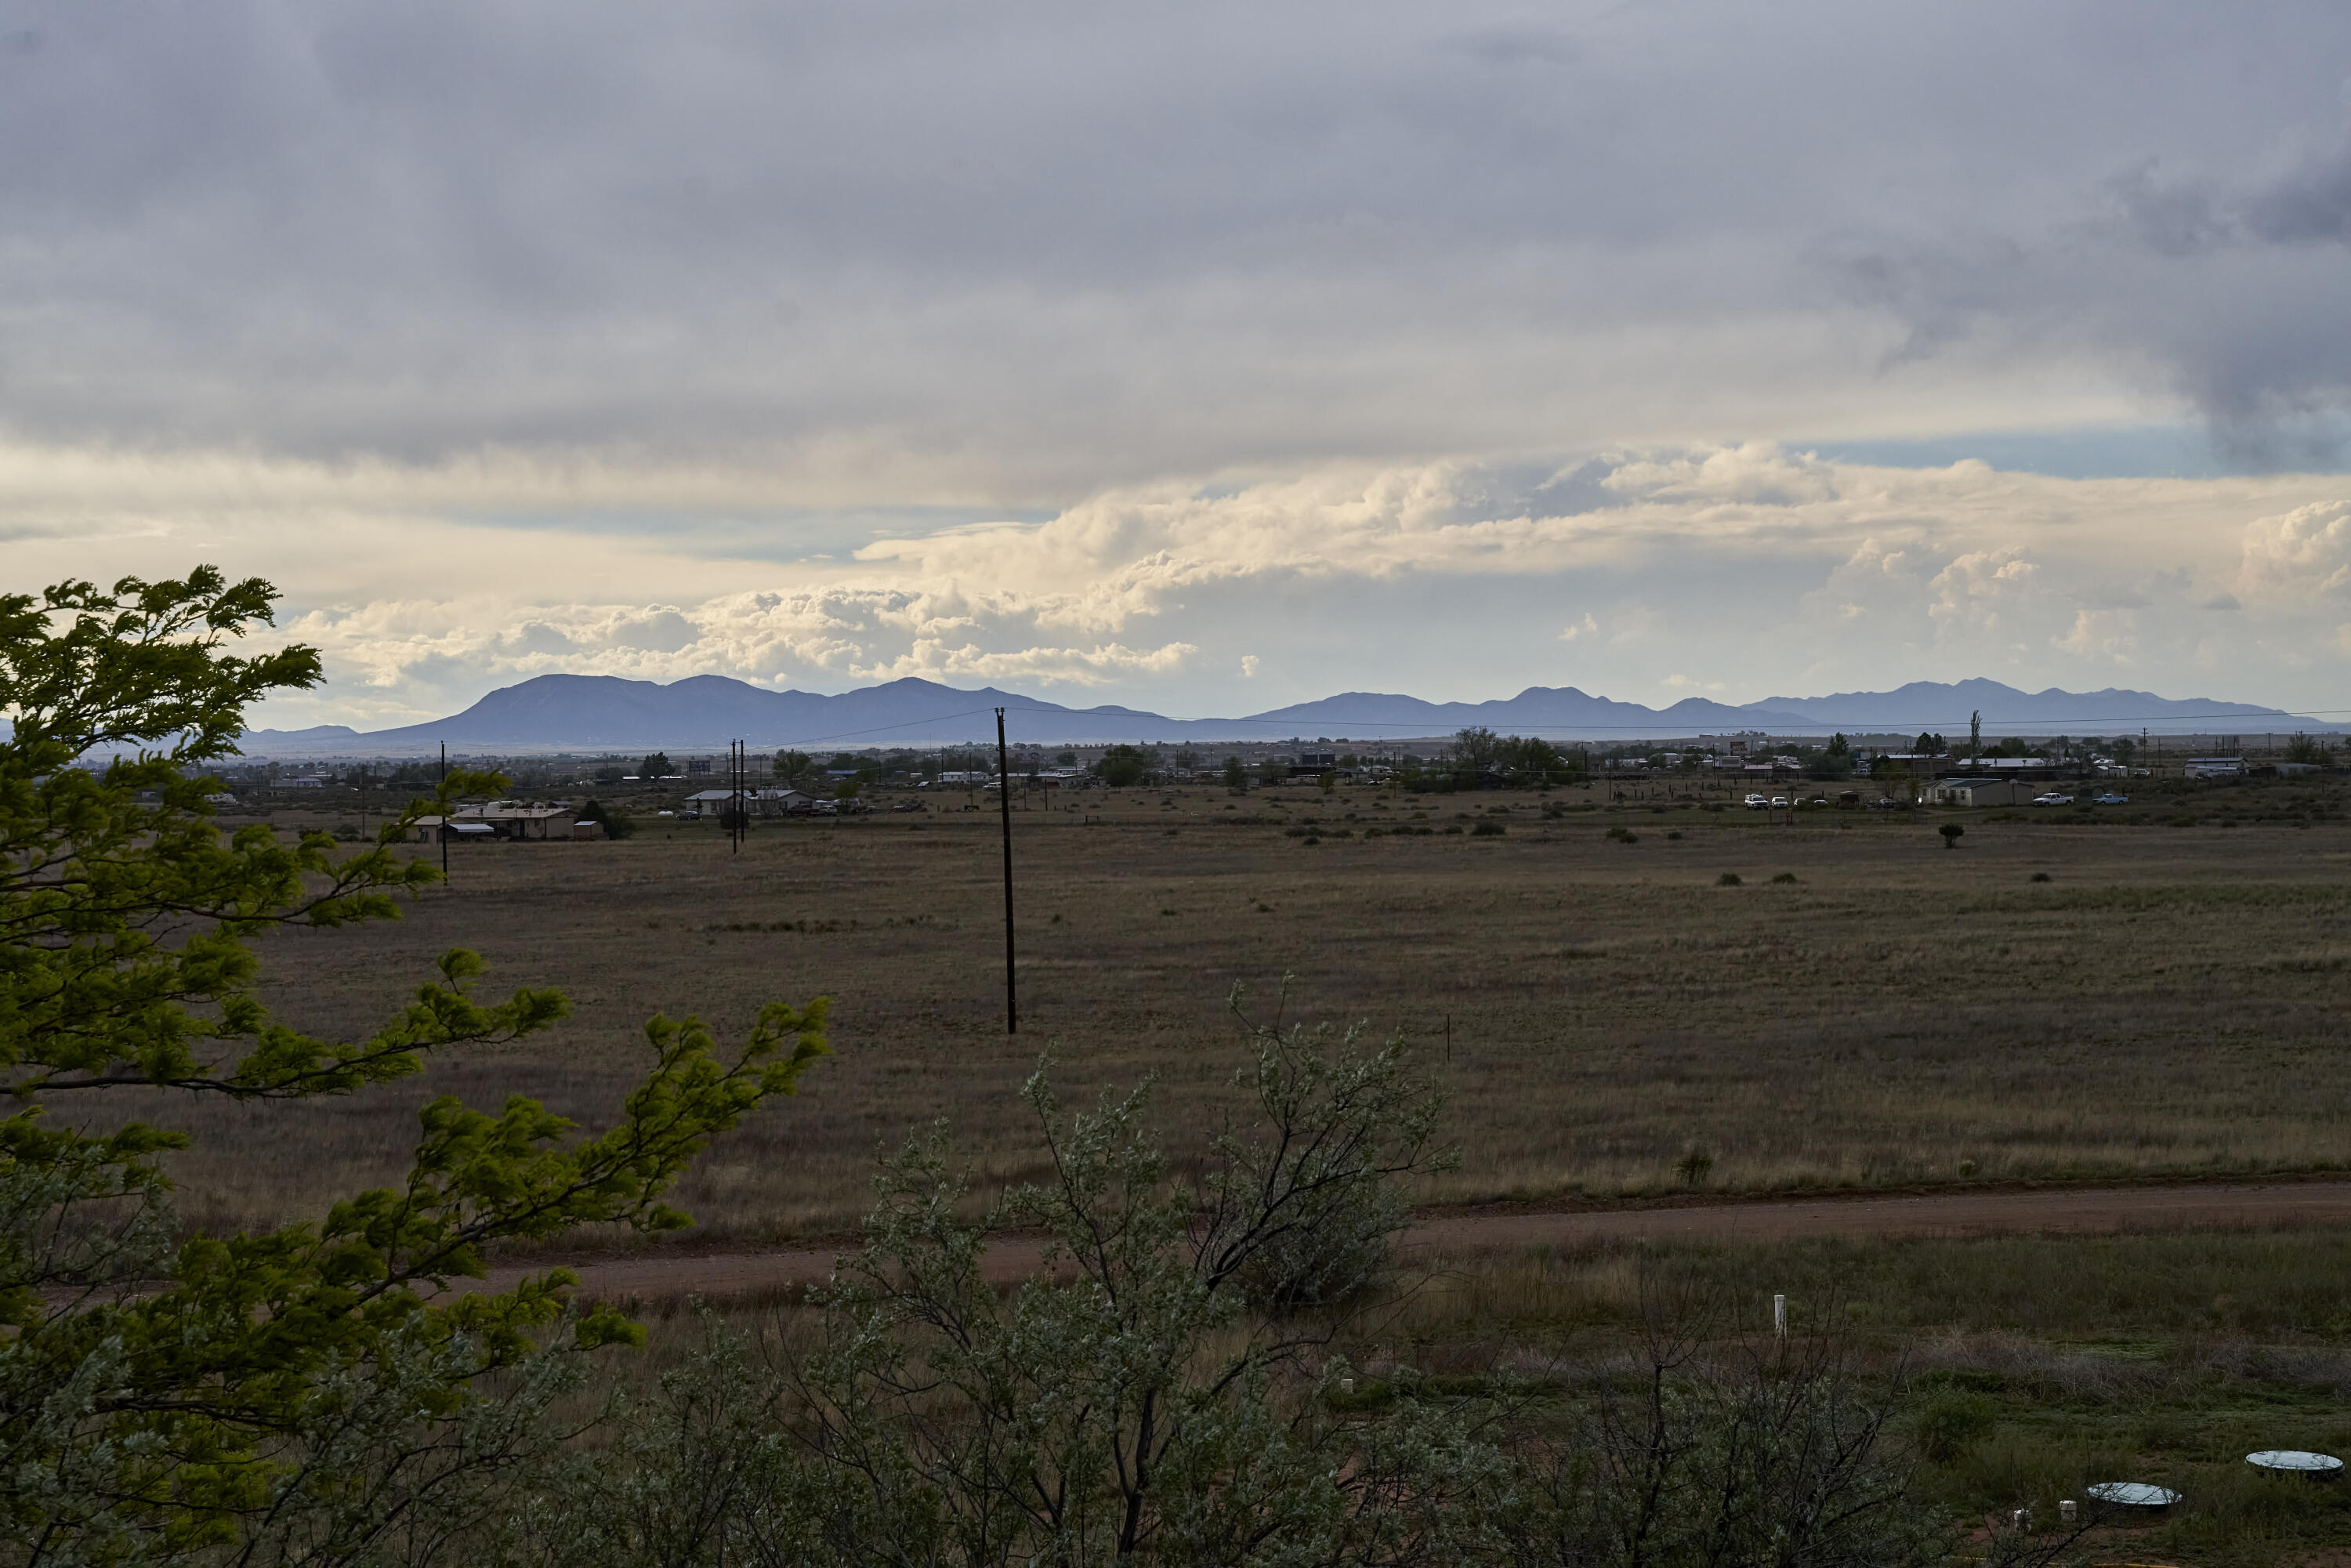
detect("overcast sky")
(9, 1), (2351, 727)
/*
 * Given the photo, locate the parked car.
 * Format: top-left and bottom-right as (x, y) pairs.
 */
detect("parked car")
(2031, 791), (2074, 806)
(1743, 793), (1768, 809)
(1770, 796), (1790, 809)
(2095, 792), (2130, 805)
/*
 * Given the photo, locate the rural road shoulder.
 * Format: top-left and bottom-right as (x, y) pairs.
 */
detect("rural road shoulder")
(466, 1179), (2351, 1306)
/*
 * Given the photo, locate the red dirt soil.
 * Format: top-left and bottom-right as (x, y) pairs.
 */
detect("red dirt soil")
(461, 1178), (2351, 1305)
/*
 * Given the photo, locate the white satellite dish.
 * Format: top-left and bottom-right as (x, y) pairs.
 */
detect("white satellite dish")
(2247, 1450), (2343, 1476)
(2085, 1481), (2180, 1507)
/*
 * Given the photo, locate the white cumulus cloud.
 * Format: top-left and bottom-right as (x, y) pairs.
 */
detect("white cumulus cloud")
(2240, 498), (2351, 596)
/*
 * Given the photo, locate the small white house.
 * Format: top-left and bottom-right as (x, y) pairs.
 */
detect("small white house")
(683, 788), (813, 817)
(1929, 777), (2027, 807)
(409, 803), (578, 841)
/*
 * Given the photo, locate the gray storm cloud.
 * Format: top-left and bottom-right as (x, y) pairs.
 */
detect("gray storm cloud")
(5, 1), (2351, 489)
(10, 4), (2351, 728)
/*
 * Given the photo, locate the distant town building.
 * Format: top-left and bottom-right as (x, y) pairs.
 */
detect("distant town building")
(681, 788), (813, 817)
(411, 802), (580, 841)
(411, 817), (496, 843)
(1929, 777), (2027, 807)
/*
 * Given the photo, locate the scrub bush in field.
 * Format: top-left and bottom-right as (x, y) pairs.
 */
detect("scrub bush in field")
(1492, 1292), (2088, 1568)
(1911, 1389), (1999, 1462)
(529, 1257), (2060, 1567)
(512, 1009), (2053, 1568)
(525, 1002), (1487, 1567)
(1213, 989), (1454, 1309)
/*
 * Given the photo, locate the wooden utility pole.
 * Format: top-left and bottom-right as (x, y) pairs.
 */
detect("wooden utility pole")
(997, 708), (1017, 1035)
(728, 739), (744, 853)
(439, 741), (448, 878)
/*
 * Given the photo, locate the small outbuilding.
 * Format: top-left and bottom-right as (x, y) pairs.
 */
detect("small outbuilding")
(411, 817), (498, 843)
(1928, 777), (2028, 807)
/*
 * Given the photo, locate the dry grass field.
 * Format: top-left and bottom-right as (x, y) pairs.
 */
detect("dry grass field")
(135, 778), (2351, 1244)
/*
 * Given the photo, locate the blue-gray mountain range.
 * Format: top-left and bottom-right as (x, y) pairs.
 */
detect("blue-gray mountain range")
(232, 674), (2335, 755)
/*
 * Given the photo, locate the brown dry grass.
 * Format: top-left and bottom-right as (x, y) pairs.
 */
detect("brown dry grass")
(118, 780), (2351, 1245)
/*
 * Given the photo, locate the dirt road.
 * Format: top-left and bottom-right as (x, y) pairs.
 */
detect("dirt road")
(469, 1178), (2351, 1306)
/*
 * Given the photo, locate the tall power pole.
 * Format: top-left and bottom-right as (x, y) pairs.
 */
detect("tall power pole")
(997, 707), (1016, 1035)
(729, 738), (746, 853)
(439, 741), (448, 879)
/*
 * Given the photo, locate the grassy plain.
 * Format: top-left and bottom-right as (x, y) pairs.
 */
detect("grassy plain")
(146, 775), (2351, 1244)
(138, 777), (2351, 1560)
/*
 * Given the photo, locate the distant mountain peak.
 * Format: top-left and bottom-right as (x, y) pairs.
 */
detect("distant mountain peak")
(229, 673), (2333, 755)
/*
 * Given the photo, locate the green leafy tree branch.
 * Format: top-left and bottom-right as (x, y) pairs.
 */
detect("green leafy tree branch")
(0, 569), (828, 1563)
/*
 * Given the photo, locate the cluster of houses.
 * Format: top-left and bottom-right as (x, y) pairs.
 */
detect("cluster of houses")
(676, 788), (869, 817)
(1920, 755), (2250, 806)
(929, 768), (1100, 791)
(1269, 751), (1399, 780)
